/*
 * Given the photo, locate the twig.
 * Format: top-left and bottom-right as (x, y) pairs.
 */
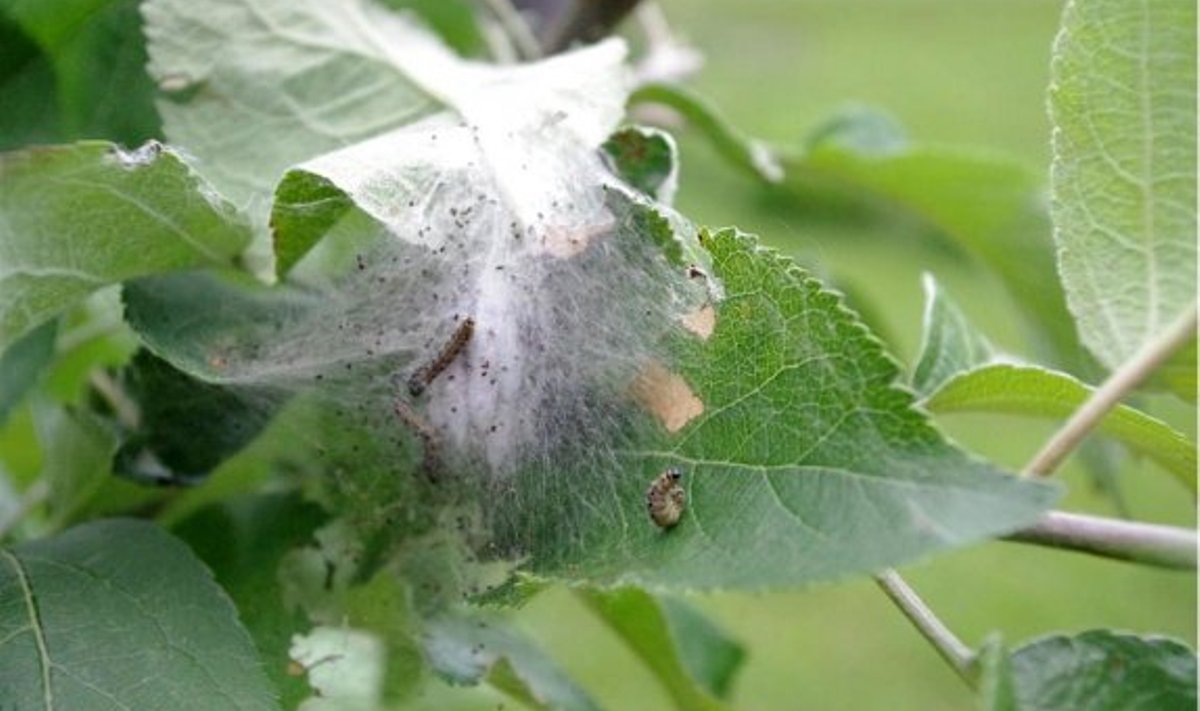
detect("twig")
(1024, 303), (1197, 477)
(874, 569), (976, 687)
(1005, 510), (1196, 570)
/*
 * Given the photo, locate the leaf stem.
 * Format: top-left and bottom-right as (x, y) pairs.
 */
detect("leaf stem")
(629, 83), (784, 183)
(1005, 510), (1196, 569)
(1024, 303), (1197, 477)
(874, 569), (975, 687)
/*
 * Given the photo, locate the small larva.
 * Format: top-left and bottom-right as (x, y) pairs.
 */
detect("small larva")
(645, 467), (686, 529)
(407, 316), (476, 396)
(393, 400), (441, 482)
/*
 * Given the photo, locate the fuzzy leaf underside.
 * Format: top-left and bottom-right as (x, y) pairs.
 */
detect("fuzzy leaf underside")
(0, 519), (279, 711)
(1050, 0), (1197, 371)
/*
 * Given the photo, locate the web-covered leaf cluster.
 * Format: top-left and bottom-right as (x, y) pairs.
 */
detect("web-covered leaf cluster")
(0, 0), (1194, 708)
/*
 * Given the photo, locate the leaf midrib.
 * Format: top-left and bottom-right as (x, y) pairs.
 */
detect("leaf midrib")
(1, 549), (54, 710)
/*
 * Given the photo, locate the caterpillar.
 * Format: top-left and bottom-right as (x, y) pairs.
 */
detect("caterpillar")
(407, 316), (476, 396)
(645, 467), (686, 529)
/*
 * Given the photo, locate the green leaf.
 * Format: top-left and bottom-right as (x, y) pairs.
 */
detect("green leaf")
(976, 634), (1018, 711)
(579, 588), (739, 710)
(1049, 0), (1197, 372)
(0, 11), (60, 149)
(923, 362), (1197, 493)
(143, 0), (443, 221)
(911, 278), (1132, 512)
(30, 397), (114, 529)
(128, 3), (1055, 592)
(379, 0), (486, 58)
(658, 597), (744, 700)
(0, 518), (280, 710)
(424, 611), (602, 711)
(1146, 337), (1197, 403)
(339, 572), (425, 701)
(911, 273), (995, 397)
(174, 494), (327, 709)
(41, 287), (139, 405)
(0, 141), (251, 352)
(268, 34), (634, 277)
(660, 97), (1083, 370)
(785, 119), (1079, 368)
(602, 126), (679, 203)
(122, 270), (326, 382)
(630, 82), (783, 184)
(0, 319), (56, 424)
(500, 229), (1058, 588)
(1008, 630), (1197, 711)
(0, 0), (159, 149)
(114, 349), (276, 484)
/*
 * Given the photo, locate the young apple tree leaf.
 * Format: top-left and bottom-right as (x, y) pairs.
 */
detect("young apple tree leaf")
(0, 141), (251, 352)
(424, 611), (603, 711)
(642, 94), (1085, 372)
(786, 118), (1080, 370)
(142, 0), (444, 221)
(602, 126), (680, 204)
(114, 349), (276, 484)
(658, 596), (745, 700)
(493, 229), (1059, 589)
(0, 0), (159, 149)
(130, 1), (1056, 592)
(579, 587), (741, 710)
(630, 82), (784, 185)
(1146, 339), (1197, 404)
(1049, 0), (1197, 373)
(0, 319), (56, 424)
(1008, 630), (1197, 711)
(912, 273), (996, 397)
(0, 518), (279, 710)
(30, 398), (114, 530)
(975, 634), (1018, 711)
(173, 494), (328, 709)
(924, 363), (1197, 493)
(267, 34), (635, 278)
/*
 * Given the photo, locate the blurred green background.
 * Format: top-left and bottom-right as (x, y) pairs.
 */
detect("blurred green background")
(422, 1), (1195, 709)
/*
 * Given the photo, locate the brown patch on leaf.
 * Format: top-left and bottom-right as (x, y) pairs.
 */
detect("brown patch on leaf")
(631, 361), (704, 432)
(540, 219), (614, 258)
(680, 304), (715, 340)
